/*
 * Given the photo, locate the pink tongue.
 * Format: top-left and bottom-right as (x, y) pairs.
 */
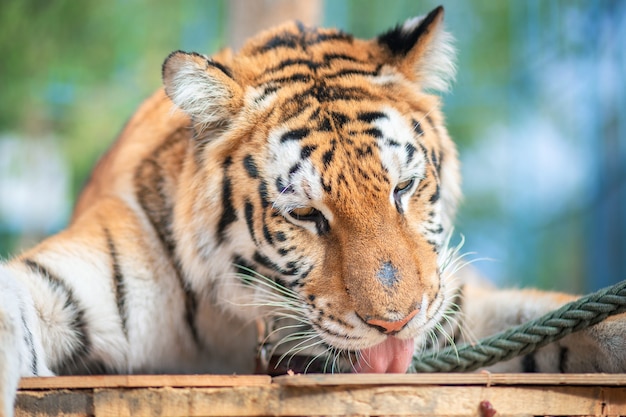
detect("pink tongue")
(355, 337), (415, 373)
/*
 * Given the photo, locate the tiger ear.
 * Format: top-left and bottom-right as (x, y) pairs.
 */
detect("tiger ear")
(162, 51), (243, 127)
(377, 6), (456, 92)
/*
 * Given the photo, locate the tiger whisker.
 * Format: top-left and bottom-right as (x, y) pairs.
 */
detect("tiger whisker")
(275, 337), (326, 369)
(304, 345), (336, 374)
(232, 266), (300, 298)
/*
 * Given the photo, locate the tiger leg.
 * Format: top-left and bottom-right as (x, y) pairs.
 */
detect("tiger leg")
(460, 283), (626, 373)
(0, 265), (54, 417)
(0, 198), (153, 417)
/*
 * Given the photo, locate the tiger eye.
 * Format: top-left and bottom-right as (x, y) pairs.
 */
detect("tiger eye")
(290, 207), (316, 218)
(395, 178), (414, 193)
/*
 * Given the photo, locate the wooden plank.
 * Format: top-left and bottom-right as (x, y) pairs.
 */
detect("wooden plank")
(15, 374), (626, 417)
(19, 374), (271, 390)
(19, 372), (626, 389)
(90, 385), (626, 416)
(15, 390), (93, 417)
(274, 372), (626, 387)
(604, 386), (626, 415)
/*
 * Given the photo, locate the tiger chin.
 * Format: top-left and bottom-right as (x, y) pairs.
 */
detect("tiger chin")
(1, 6), (625, 417)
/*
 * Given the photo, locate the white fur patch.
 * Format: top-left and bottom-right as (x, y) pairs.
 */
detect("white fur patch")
(165, 56), (234, 128)
(374, 107), (427, 209)
(403, 15), (457, 93)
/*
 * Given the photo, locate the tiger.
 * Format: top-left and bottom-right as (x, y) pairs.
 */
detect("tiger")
(1, 6), (625, 416)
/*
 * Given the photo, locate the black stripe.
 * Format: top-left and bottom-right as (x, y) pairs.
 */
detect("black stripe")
(363, 128), (383, 139)
(325, 68), (379, 79)
(254, 29), (353, 55)
(206, 59), (233, 79)
(276, 100), (316, 126)
(268, 73), (311, 85)
(405, 143), (417, 163)
(330, 112), (350, 128)
(280, 128), (310, 143)
(254, 33), (300, 54)
(300, 145), (317, 159)
(426, 224), (444, 235)
(323, 53), (359, 63)
(253, 251), (300, 276)
(19, 307), (38, 375)
(262, 220), (274, 246)
(267, 58), (319, 74)
(356, 167), (371, 181)
(133, 128), (186, 256)
(320, 175), (332, 193)
(277, 246), (294, 256)
(431, 149), (442, 176)
(23, 259), (91, 374)
(418, 143), (430, 163)
(259, 181), (271, 209)
(312, 32), (353, 45)
(358, 111), (388, 123)
(293, 85), (370, 104)
(449, 287), (464, 346)
(105, 227), (128, 337)
(318, 116), (332, 132)
(312, 319), (363, 341)
(243, 155), (259, 179)
(244, 200), (257, 245)
(429, 184), (441, 204)
(275, 176), (289, 194)
(558, 346), (569, 373)
(412, 119), (424, 136)
(136, 159), (174, 251)
(233, 255), (258, 286)
(164, 52), (233, 80)
(217, 156), (237, 243)
(253, 251), (283, 273)
(133, 132), (201, 348)
(416, 178), (429, 195)
(521, 353), (538, 373)
(182, 286), (199, 347)
(355, 143), (374, 158)
(322, 149), (334, 167)
(275, 231), (288, 242)
(254, 85), (279, 104)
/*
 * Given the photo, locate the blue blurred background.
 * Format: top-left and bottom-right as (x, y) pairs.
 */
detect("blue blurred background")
(0, 1), (624, 293)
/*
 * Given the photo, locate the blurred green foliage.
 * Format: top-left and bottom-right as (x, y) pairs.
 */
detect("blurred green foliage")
(0, 0), (227, 197)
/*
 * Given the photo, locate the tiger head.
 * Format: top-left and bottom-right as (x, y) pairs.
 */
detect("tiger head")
(162, 6), (461, 373)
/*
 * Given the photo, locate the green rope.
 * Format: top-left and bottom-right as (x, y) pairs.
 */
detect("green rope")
(412, 280), (626, 373)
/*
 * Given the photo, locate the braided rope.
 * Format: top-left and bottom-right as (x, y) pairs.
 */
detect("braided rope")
(412, 280), (626, 372)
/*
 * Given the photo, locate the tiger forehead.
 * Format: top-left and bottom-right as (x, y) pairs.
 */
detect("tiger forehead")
(266, 106), (429, 206)
(248, 22), (355, 56)
(301, 113), (392, 197)
(236, 24), (379, 90)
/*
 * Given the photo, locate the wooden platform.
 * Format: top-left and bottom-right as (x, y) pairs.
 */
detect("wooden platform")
(16, 373), (626, 416)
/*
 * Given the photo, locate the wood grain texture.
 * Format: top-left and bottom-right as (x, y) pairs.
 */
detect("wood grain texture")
(19, 374), (271, 390)
(15, 374), (626, 417)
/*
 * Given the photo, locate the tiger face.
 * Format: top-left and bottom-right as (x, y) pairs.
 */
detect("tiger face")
(163, 7), (460, 372)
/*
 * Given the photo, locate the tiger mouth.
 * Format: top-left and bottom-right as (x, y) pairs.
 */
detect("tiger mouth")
(257, 335), (415, 375)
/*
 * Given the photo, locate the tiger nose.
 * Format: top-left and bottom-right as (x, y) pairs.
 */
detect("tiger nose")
(365, 308), (419, 335)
